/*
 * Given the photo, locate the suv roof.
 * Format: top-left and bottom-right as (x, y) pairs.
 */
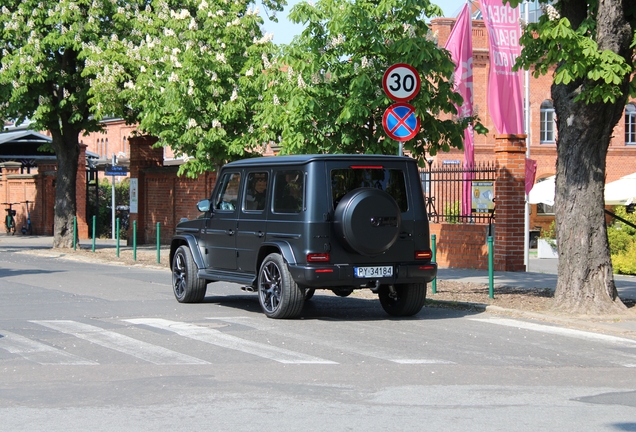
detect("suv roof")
(224, 154), (415, 167)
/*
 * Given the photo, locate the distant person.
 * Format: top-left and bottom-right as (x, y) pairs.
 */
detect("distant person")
(246, 173), (268, 210)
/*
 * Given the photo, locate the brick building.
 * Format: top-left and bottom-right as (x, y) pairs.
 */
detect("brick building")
(429, 9), (636, 234)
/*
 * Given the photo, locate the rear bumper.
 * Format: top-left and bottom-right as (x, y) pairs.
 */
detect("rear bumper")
(287, 262), (437, 288)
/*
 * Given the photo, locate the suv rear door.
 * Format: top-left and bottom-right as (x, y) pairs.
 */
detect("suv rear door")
(200, 170), (241, 270)
(236, 170), (270, 273)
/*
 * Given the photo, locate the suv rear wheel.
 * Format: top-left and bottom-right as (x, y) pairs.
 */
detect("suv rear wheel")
(378, 283), (427, 316)
(258, 253), (305, 319)
(172, 245), (207, 303)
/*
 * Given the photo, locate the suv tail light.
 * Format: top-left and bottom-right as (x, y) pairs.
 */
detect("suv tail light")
(415, 250), (432, 260)
(307, 253), (330, 263)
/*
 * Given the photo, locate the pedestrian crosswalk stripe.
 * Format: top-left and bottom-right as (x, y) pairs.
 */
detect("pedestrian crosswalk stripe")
(0, 331), (98, 365)
(30, 320), (209, 365)
(125, 318), (338, 365)
(205, 317), (455, 365)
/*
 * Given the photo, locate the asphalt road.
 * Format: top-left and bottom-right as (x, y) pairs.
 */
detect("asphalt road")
(1, 246), (636, 431)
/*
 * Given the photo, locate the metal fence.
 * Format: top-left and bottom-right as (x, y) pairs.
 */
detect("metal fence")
(419, 161), (498, 224)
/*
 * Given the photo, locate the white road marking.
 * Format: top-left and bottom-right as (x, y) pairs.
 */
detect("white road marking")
(205, 317), (455, 365)
(30, 320), (209, 365)
(125, 318), (338, 364)
(0, 331), (98, 365)
(470, 317), (636, 347)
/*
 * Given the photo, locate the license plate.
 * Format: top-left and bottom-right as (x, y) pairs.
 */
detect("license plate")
(354, 266), (393, 278)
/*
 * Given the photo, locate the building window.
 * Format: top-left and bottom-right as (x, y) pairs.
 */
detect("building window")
(626, 104), (636, 145)
(540, 100), (555, 143)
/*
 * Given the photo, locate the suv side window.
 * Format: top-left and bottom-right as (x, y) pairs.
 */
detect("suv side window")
(331, 167), (408, 212)
(273, 170), (304, 213)
(244, 171), (269, 211)
(214, 172), (241, 211)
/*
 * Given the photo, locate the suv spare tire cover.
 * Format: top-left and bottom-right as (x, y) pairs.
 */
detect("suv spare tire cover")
(333, 188), (402, 256)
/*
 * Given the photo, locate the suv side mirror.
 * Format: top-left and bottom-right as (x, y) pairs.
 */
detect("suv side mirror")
(197, 199), (211, 213)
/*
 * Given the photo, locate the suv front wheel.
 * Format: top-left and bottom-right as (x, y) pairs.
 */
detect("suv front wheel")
(258, 253), (305, 319)
(172, 246), (207, 303)
(378, 283), (427, 317)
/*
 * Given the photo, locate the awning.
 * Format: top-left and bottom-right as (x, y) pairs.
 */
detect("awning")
(528, 173), (636, 206)
(528, 176), (555, 206)
(605, 172), (636, 205)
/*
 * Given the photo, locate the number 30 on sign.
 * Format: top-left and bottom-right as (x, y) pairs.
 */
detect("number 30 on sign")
(382, 63), (421, 102)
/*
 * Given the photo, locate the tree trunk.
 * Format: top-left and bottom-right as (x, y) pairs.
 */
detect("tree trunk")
(50, 129), (80, 249)
(551, 0), (632, 315)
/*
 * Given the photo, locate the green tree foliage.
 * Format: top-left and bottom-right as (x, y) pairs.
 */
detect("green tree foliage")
(86, 0), (285, 177)
(252, 0), (485, 164)
(607, 206), (636, 275)
(512, 0), (636, 103)
(0, 0), (137, 246)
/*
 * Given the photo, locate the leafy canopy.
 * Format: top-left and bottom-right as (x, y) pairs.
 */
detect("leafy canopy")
(0, 0), (136, 136)
(508, 0), (636, 104)
(251, 0), (485, 165)
(86, 0), (285, 177)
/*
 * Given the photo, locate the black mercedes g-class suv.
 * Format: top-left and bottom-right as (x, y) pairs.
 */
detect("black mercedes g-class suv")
(170, 154), (437, 319)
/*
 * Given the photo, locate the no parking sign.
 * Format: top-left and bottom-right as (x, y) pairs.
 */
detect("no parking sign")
(382, 64), (421, 141)
(383, 103), (420, 141)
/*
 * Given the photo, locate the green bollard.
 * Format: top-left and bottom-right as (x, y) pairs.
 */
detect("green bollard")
(156, 222), (161, 264)
(488, 236), (494, 299)
(133, 220), (137, 261)
(91, 215), (96, 252)
(73, 216), (77, 250)
(431, 234), (437, 294)
(116, 218), (120, 258)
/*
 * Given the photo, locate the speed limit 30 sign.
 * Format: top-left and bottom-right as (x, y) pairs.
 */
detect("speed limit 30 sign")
(382, 63), (421, 102)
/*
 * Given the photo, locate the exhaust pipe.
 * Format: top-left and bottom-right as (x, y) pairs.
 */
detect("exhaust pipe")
(241, 286), (256, 293)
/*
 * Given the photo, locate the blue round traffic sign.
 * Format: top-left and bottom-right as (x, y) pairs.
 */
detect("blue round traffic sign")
(382, 103), (420, 141)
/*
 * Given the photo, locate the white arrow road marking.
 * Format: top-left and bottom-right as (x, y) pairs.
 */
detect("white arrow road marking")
(125, 318), (338, 365)
(206, 317), (455, 365)
(0, 331), (98, 365)
(30, 320), (209, 365)
(470, 317), (636, 347)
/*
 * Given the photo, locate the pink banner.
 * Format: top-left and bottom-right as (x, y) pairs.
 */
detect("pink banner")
(481, 0), (524, 135)
(444, 2), (474, 216)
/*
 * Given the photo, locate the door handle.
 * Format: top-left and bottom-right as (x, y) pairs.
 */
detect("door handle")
(227, 229), (235, 236)
(256, 231), (264, 238)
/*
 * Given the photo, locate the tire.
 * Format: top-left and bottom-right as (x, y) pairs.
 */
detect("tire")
(258, 253), (305, 319)
(378, 283), (427, 317)
(172, 246), (207, 303)
(333, 188), (401, 255)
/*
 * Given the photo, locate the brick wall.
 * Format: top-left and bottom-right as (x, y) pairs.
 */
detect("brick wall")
(127, 136), (217, 244)
(430, 222), (491, 269)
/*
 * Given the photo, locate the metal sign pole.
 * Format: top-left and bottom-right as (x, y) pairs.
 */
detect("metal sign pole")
(111, 153), (116, 240)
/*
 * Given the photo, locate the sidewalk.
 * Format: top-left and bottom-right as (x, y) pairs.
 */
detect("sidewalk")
(2, 234), (636, 300)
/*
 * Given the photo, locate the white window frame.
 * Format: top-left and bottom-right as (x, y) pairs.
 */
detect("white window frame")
(540, 100), (555, 144)
(626, 104), (636, 145)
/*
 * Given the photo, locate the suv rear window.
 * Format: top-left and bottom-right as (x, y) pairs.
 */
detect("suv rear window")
(330, 167), (408, 212)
